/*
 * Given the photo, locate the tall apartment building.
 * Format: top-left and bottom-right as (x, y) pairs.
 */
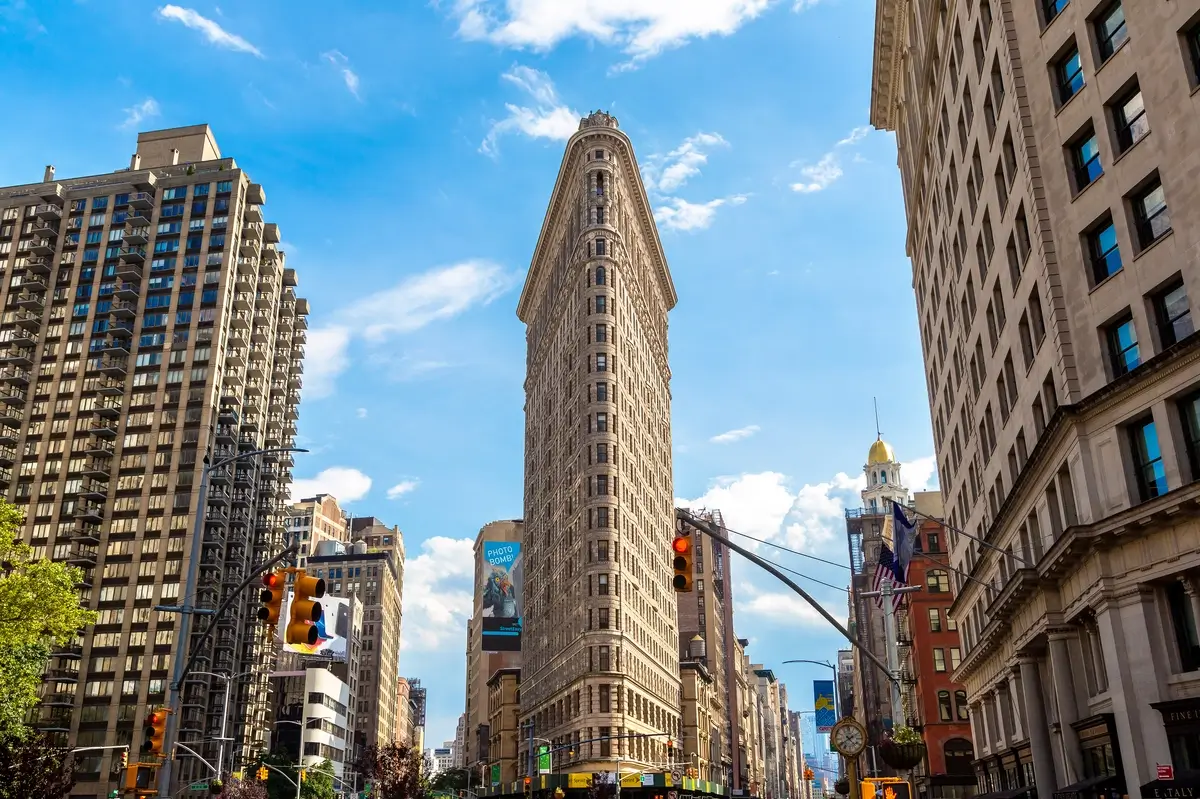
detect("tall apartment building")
(732, 638), (767, 799)
(487, 667), (522, 787)
(308, 537), (404, 757)
(901, 492), (974, 799)
(2, 124), (306, 794)
(753, 668), (785, 799)
(350, 514), (406, 569)
(286, 493), (348, 568)
(516, 111), (680, 773)
(676, 508), (738, 787)
(872, 2), (1200, 798)
(406, 677), (428, 753)
(463, 520), (523, 773)
(845, 439), (909, 778)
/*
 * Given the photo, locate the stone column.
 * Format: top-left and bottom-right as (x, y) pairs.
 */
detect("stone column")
(1017, 653), (1058, 795)
(995, 683), (1013, 747)
(1184, 578), (1200, 648)
(1008, 666), (1025, 741)
(1047, 629), (1083, 783)
(1095, 589), (1174, 799)
(983, 694), (999, 755)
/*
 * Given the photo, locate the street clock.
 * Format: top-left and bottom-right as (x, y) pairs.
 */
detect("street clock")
(830, 718), (867, 758)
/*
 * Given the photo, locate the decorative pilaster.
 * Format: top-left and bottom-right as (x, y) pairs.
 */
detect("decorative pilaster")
(1048, 629), (1083, 783)
(1017, 653), (1058, 795)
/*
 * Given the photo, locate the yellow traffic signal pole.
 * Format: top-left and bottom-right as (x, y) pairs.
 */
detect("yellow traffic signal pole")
(157, 446), (308, 799)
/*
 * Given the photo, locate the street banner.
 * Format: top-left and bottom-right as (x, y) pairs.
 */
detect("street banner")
(277, 591), (350, 662)
(492, 765), (501, 785)
(481, 541), (523, 652)
(814, 680), (836, 733)
(537, 745), (550, 774)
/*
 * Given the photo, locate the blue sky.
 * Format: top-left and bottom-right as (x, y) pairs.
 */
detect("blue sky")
(0, 0), (938, 751)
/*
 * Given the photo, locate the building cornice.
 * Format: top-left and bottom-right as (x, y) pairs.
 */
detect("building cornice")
(870, 0), (907, 131)
(516, 120), (677, 323)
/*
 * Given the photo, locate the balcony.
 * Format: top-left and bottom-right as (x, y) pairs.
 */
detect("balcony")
(108, 300), (136, 319)
(96, 376), (124, 395)
(13, 291), (43, 313)
(84, 437), (114, 457)
(20, 275), (47, 294)
(12, 309), (40, 330)
(73, 523), (101, 544)
(0, 366), (29, 386)
(99, 356), (128, 376)
(116, 260), (143, 282)
(89, 419), (118, 439)
(0, 386), (26, 406)
(74, 501), (104, 522)
(116, 282), (140, 302)
(9, 327), (37, 349)
(215, 424), (236, 443)
(243, 221), (263, 242)
(126, 210), (151, 227)
(255, 292), (274, 310)
(40, 693), (75, 708)
(30, 707), (73, 731)
(231, 311), (251, 329)
(68, 542), (99, 566)
(128, 192), (154, 210)
(261, 245), (280, 264)
(30, 237), (55, 257)
(124, 226), (150, 246)
(0, 445), (14, 466)
(119, 246), (146, 264)
(93, 395), (122, 417)
(25, 257), (51, 276)
(35, 204), (63, 223)
(233, 292), (252, 311)
(239, 237), (260, 258)
(244, 204), (263, 224)
(82, 456), (111, 479)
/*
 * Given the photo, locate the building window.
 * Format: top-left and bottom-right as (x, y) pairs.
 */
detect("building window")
(1187, 20), (1200, 86)
(1095, 2), (1127, 61)
(927, 532), (941, 553)
(1055, 45), (1085, 105)
(595, 324), (607, 343)
(595, 295), (607, 314)
(595, 238), (607, 257)
(938, 690), (953, 721)
(928, 607), (942, 632)
(1086, 216), (1122, 284)
(598, 646), (611, 671)
(926, 570), (950, 593)
(1133, 177), (1171, 248)
(1070, 127), (1103, 191)
(1112, 85), (1148, 153)
(1106, 314), (1139, 377)
(595, 353), (607, 372)
(595, 266), (606, 285)
(1128, 417), (1168, 502)
(945, 739), (974, 775)
(1178, 392), (1200, 482)
(950, 647), (962, 670)
(954, 691), (970, 720)
(1154, 280), (1193, 348)
(1165, 580), (1200, 672)
(946, 610), (958, 630)
(933, 648), (947, 672)
(1042, 0), (1068, 26)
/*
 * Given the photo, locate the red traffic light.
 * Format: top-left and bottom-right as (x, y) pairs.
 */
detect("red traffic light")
(262, 572), (282, 589)
(672, 537), (690, 554)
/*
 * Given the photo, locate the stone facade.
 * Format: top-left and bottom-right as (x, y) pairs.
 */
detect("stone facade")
(871, 2), (1200, 798)
(517, 111), (680, 773)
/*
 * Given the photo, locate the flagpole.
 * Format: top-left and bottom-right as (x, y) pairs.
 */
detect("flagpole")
(888, 499), (1034, 567)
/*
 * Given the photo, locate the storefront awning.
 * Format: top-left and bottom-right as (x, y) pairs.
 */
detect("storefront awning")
(1052, 774), (1123, 799)
(974, 787), (1033, 799)
(1140, 778), (1200, 799)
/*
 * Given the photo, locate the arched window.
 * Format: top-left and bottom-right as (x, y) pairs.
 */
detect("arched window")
(938, 690), (952, 721)
(871, 473), (878, 486)
(944, 738), (974, 776)
(880, 470), (888, 484)
(926, 570), (950, 593)
(954, 690), (969, 720)
(596, 266), (606, 286)
(870, 499), (877, 510)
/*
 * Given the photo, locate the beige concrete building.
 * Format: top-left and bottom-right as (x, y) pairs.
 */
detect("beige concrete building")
(516, 110), (680, 774)
(6, 124), (306, 794)
(396, 677), (414, 747)
(676, 508), (738, 787)
(286, 492), (348, 568)
(463, 520), (523, 774)
(733, 638), (767, 798)
(872, 2), (1200, 797)
(308, 536), (404, 758)
(351, 514), (406, 570)
(680, 655), (719, 781)
(488, 667), (523, 787)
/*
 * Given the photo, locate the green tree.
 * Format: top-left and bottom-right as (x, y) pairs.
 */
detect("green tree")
(357, 742), (430, 799)
(300, 758), (335, 799)
(0, 727), (76, 799)
(430, 769), (469, 794)
(0, 499), (97, 735)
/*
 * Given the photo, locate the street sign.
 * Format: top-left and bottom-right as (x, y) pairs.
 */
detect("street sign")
(1157, 764), (1174, 781)
(189, 782), (208, 791)
(671, 769), (682, 782)
(668, 791), (679, 799)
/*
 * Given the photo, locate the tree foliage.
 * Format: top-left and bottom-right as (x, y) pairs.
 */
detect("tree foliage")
(301, 758), (335, 799)
(357, 741), (431, 799)
(0, 499), (97, 735)
(218, 778), (269, 799)
(430, 769), (470, 793)
(0, 728), (76, 799)
(256, 752), (335, 799)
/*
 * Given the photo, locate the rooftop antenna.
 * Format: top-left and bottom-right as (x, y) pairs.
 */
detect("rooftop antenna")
(873, 397), (882, 440)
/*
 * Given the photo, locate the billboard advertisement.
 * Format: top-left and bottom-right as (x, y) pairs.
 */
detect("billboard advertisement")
(480, 541), (522, 652)
(277, 591), (350, 662)
(814, 680), (836, 733)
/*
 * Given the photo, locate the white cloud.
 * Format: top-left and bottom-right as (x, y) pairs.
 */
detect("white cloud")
(322, 50), (361, 99)
(344, 260), (514, 342)
(289, 466), (372, 504)
(710, 424), (760, 444)
(156, 5), (263, 57)
(644, 132), (728, 193)
(737, 581), (847, 628)
(677, 455), (937, 556)
(303, 325), (351, 400)
(355, 407), (368, 419)
(400, 536), (476, 651)
(654, 194), (746, 232)
(387, 480), (420, 500)
(450, 0), (778, 64)
(481, 66), (579, 156)
(790, 153), (843, 194)
(836, 125), (871, 147)
(119, 98), (160, 130)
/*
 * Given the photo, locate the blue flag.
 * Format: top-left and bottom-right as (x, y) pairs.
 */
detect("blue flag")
(891, 503), (916, 585)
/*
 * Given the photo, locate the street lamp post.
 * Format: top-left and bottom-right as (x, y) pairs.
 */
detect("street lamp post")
(158, 446), (307, 799)
(189, 670), (256, 785)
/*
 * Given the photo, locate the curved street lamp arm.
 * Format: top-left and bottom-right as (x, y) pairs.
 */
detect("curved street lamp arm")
(208, 446), (309, 473)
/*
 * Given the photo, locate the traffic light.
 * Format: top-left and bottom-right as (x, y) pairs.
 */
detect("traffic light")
(300, 768), (307, 783)
(257, 766), (269, 781)
(524, 776), (532, 795)
(671, 534), (693, 592)
(805, 768), (815, 781)
(286, 570), (326, 645)
(258, 571), (285, 624)
(142, 708), (167, 755)
(119, 749), (128, 769)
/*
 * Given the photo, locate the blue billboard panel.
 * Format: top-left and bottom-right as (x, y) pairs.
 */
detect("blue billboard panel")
(814, 680), (836, 733)
(481, 541), (523, 652)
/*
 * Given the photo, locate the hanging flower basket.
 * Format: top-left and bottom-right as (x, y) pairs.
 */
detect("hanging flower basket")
(879, 737), (927, 770)
(834, 777), (850, 796)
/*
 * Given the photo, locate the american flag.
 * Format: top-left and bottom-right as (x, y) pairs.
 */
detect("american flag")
(872, 541), (904, 610)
